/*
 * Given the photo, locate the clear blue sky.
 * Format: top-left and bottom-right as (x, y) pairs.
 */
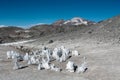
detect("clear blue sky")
(0, 0), (120, 27)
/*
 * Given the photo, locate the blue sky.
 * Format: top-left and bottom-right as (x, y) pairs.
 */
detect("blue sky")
(0, 0), (120, 27)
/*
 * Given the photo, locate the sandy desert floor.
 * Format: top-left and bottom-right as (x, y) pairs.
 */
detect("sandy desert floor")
(0, 37), (120, 80)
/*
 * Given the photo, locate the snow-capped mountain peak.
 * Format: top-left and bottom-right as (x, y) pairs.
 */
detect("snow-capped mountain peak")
(71, 17), (84, 22)
(52, 17), (95, 26)
(63, 17), (89, 25)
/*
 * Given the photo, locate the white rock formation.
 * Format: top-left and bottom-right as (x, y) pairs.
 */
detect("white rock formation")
(66, 61), (75, 72)
(41, 58), (50, 70)
(52, 48), (62, 61)
(76, 62), (87, 73)
(13, 58), (21, 70)
(7, 51), (23, 61)
(7, 51), (13, 59)
(50, 64), (61, 72)
(38, 63), (42, 70)
(60, 46), (70, 62)
(72, 50), (80, 56)
(23, 53), (29, 61)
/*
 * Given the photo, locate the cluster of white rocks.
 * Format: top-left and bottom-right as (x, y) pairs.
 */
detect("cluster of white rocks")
(6, 46), (87, 73)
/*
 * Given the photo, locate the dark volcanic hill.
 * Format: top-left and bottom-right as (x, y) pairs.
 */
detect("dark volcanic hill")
(0, 26), (25, 43)
(0, 26), (32, 43)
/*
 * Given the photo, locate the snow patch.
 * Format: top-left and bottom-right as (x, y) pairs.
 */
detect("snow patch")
(0, 40), (35, 46)
(0, 25), (7, 27)
(63, 17), (88, 25)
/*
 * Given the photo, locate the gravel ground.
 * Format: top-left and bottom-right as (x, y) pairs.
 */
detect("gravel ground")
(0, 37), (120, 80)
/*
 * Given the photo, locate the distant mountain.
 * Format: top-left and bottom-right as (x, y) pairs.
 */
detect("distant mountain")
(52, 17), (95, 26)
(1, 15), (120, 44)
(29, 15), (120, 44)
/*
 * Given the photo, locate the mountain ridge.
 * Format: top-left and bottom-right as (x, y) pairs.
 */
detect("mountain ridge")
(0, 15), (120, 43)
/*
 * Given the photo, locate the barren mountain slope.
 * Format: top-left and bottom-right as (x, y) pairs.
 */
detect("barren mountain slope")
(0, 26), (24, 43)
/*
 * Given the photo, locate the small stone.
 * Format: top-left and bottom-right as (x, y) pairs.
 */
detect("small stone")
(48, 40), (54, 44)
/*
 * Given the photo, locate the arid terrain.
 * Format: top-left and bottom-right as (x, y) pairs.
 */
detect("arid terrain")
(0, 15), (120, 80)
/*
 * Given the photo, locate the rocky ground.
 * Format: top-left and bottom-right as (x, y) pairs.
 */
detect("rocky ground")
(0, 34), (120, 80)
